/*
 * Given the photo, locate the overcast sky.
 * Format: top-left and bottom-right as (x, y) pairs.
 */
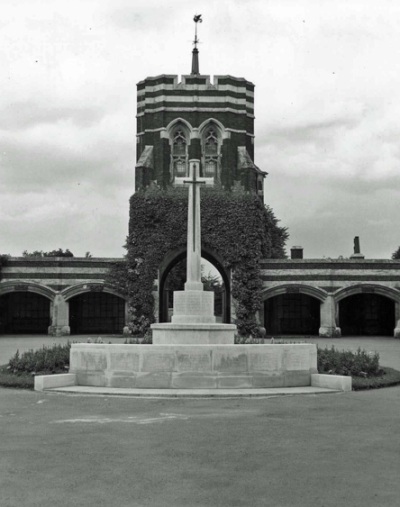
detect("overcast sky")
(1, 0), (399, 259)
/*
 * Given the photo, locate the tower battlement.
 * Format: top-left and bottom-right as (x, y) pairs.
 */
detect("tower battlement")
(137, 74), (254, 118)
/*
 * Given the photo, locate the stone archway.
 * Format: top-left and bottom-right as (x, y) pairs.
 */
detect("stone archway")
(62, 284), (127, 335)
(335, 285), (399, 337)
(0, 282), (55, 334)
(261, 285), (327, 336)
(158, 247), (231, 324)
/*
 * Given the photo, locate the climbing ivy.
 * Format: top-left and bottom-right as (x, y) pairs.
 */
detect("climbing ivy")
(122, 185), (288, 336)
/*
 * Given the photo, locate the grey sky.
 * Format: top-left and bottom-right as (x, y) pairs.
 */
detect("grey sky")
(1, 0), (399, 259)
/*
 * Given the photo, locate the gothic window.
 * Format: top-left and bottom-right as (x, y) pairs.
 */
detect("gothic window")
(202, 125), (221, 179)
(171, 127), (188, 178)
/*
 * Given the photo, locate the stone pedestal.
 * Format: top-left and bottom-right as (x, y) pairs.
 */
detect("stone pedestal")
(172, 290), (215, 324)
(152, 288), (236, 344)
(152, 323), (236, 345)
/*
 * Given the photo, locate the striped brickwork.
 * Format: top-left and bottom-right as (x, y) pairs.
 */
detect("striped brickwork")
(1, 256), (400, 337)
(0, 257), (123, 292)
(135, 74), (265, 195)
(0, 257), (128, 336)
(259, 259), (400, 338)
(260, 259), (400, 293)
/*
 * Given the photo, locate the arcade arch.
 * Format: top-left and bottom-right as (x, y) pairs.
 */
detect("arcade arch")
(262, 285), (326, 336)
(335, 285), (399, 337)
(158, 247), (231, 324)
(62, 284), (127, 335)
(0, 283), (55, 335)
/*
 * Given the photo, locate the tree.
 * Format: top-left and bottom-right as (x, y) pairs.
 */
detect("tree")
(392, 247), (400, 260)
(22, 248), (74, 257)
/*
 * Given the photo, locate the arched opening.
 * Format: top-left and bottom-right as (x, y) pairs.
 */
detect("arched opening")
(159, 249), (231, 324)
(264, 293), (321, 335)
(0, 291), (51, 334)
(68, 291), (125, 335)
(339, 293), (395, 336)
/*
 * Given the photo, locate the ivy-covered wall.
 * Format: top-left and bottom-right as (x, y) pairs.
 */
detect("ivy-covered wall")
(122, 185), (288, 336)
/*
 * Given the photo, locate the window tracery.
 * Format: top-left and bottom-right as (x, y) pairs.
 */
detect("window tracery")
(202, 125), (221, 179)
(171, 127), (188, 178)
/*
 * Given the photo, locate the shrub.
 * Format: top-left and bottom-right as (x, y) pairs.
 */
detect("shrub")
(8, 343), (71, 374)
(124, 329), (153, 344)
(0, 365), (34, 389)
(317, 346), (382, 377)
(352, 367), (400, 390)
(234, 334), (264, 344)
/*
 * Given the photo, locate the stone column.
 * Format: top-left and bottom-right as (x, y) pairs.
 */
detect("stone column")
(319, 295), (341, 337)
(185, 159), (203, 291)
(48, 294), (70, 336)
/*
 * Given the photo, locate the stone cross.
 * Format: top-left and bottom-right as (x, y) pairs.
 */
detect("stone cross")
(183, 160), (208, 291)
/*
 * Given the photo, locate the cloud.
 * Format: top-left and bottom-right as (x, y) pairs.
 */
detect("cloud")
(0, 101), (104, 130)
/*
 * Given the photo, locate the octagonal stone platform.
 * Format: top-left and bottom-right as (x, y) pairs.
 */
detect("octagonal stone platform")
(69, 343), (318, 389)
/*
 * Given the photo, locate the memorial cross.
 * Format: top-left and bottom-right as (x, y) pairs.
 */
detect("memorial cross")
(183, 160), (209, 290)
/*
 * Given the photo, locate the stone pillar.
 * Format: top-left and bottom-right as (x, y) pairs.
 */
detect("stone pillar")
(48, 294), (70, 336)
(184, 160), (204, 292)
(123, 301), (131, 336)
(319, 295), (341, 337)
(152, 284), (159, 323)
(394, 301), (400, 338)
(257, 303), (265, 327)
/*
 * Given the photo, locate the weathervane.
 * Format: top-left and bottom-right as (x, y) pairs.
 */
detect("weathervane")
(191, 14), (202, 75)
(193, 14), (202, 49)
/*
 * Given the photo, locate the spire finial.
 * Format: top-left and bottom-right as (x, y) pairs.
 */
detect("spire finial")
(191, 14), (202, 75)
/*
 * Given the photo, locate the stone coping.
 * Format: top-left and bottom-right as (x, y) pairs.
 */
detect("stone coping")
(40, 385), (342, 397)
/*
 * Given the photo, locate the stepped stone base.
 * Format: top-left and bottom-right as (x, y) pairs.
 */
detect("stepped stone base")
(171, 290), (216, 324)
(151, 323), (237, 345)
(68, 343), (318, 390)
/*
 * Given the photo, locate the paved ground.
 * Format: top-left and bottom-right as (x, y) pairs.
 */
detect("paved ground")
(1, 335), (399, 506)
(1, 386), (400, 507)
(1, 334), (399, 369)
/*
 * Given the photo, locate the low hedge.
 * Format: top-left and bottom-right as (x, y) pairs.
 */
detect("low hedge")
(0, 365), (34, 389)
(317, 346), (382, 377)
(351, 367), (400, 390)
(8, 343), (71, 375)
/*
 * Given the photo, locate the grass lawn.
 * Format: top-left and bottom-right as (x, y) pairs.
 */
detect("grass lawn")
(0, 365), (34, 389)
(1, 386), (400, 507)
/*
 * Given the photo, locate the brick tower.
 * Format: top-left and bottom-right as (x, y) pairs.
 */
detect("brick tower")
(135, 16), (266, 200)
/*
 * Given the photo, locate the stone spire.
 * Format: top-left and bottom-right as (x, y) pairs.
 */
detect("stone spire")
(191, 14), (202, 75)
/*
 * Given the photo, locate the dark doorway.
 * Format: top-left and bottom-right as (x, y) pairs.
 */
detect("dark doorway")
(160, 258), (226, 323)
(264, 293), (321, 335)
(69, 292), (125, 334)
(0, 292), (51, 334)
(339, 293), (395, 336)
